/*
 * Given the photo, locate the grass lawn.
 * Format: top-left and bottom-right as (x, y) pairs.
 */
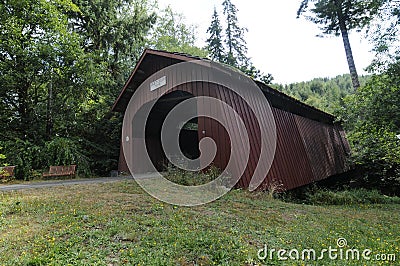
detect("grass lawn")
(0, 180), (399, 265)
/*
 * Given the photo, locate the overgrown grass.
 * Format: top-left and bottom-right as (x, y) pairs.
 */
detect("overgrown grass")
(279, 185), (400, 205)
(164, 164), (221, 186)
(0, 180), (399, 265)
(304, 188), (400, 205)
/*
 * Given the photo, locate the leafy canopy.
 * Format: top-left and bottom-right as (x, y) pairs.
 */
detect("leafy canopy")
(147, 6), (208, 57)
(339, 70), (400, 193)
(0, 0), (209, 179)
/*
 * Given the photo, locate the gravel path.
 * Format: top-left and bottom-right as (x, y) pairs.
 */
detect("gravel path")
(0, 176), (133, 191)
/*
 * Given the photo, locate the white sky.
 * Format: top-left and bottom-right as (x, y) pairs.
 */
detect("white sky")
(157, 0), (375, 84)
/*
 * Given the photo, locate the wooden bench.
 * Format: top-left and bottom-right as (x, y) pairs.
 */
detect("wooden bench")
(0, 166), (15, 179)
(43, 165), (77, 178)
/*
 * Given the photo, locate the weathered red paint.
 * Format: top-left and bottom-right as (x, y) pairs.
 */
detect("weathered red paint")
(113, 49), (350, 191)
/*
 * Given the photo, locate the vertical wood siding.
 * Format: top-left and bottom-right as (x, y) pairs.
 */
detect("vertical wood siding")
(116, 50), (350, 191)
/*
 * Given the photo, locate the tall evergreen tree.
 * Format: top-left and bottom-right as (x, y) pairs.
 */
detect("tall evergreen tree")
(205, 0), (274, 84)
(222, 0), (248, 67)
(71, 0), (157, 87)
(297, 0), (385, 90)
(206, 7), (224, 62)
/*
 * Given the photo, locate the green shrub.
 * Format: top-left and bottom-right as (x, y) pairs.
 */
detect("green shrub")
(44, 137), (90, 176)
(340, 72), (400, 195)
(305, 188), (400, 205)
(0, 146), (6, 163)
(0, 139), (44, 180)
(0, 169), (14, 183)
(29, 169), (43, 180)
(0, 138), (90, 180)
(164, 164), (221, 186)
(0, 146), (9, 182)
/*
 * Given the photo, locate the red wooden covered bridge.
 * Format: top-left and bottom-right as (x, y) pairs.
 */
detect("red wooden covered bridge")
(112, 49), (350, 191)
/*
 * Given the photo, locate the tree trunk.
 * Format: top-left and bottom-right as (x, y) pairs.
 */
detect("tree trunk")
(340, 26), (360, 90)
(18, 85), (29, 140)
(335, 1), (360, 90)
(46, 72), (53, 140)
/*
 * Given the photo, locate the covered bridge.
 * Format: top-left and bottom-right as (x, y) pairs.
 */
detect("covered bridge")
(112, 49), (350, 191)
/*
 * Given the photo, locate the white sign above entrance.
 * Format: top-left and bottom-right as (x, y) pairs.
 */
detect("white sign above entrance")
(150, 76), (167, 91)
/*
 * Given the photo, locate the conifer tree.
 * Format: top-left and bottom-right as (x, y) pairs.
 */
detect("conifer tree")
(222, 0), (248, 67)
(206, 7), (224, 62)
(297, 0), (385, 89)
(205, 0), (274, 83)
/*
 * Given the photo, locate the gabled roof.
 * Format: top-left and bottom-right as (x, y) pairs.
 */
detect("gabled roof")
(112, 49), (204, 113)
(112, 49), (336, 124)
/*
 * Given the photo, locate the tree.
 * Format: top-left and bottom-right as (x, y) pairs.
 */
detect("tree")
(0, 0), (82, 142)
(240, 63), (274, 84)
(205, 1), (274, 84)
(0, 0), (90, 178)
(70, 0), (157, 88)
(147, 6), (208, 57)
(336, 0), (400, 194)
(367, 0), (400, 73)
(0, 0), (159, 178)
(206, 7), (224, 62)
(297, 0), (385, 90)
(222, 0), (248, 67)
(66, 0), (158, 175)
(272, 74), (369, 113)
(340, 70), (400, 194)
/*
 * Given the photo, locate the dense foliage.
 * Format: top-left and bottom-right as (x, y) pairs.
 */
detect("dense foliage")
(0, 146), (5, 163)
(147, 6), (208, 57)
(0, 0), (398, 192)
(274, 69), (399, 194)
(339, 64), (400, 194)
(272, 74), (369, 114)
(337, 0), (400, 194)
(0, 0), (205, 179)
(277, 0), (399, 194)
